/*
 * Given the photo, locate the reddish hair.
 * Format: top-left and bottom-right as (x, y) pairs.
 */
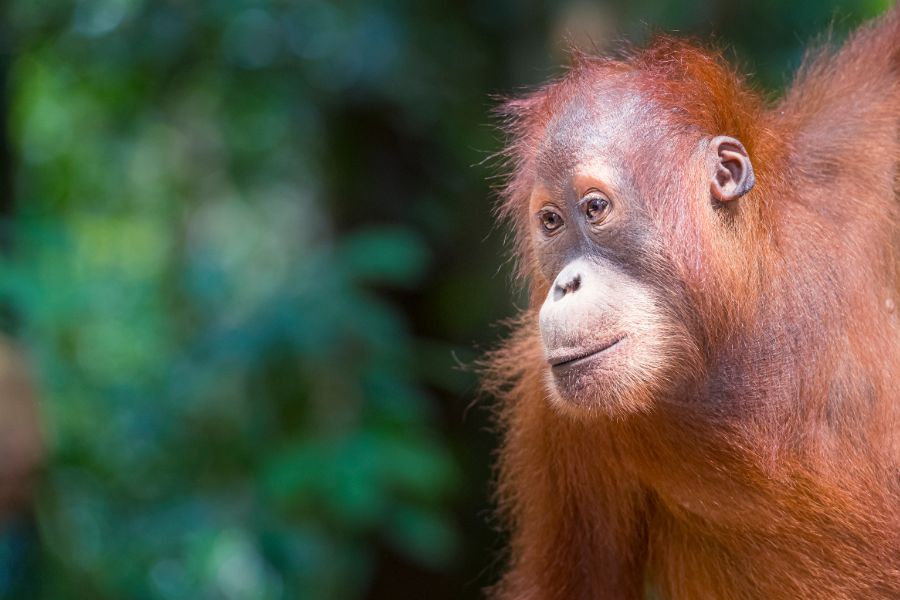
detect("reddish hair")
(487, 7), (900, 599)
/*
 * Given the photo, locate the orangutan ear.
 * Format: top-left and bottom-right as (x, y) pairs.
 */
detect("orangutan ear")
(708, 136), (755, 202)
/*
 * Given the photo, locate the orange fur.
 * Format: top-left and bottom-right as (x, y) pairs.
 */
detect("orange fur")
(487, 7), (900, 599)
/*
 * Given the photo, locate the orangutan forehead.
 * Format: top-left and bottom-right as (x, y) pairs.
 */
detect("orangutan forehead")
(533, 84), (647, 184)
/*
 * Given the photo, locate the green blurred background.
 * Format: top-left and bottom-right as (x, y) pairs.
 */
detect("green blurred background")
(0, 1), (890, 598)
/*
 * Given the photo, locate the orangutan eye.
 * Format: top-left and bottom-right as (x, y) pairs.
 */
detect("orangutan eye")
(582, 192), (612, 224)
(538, 209), (564, 234)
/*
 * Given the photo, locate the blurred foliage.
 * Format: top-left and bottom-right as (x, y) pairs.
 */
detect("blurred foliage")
(0, 0), (891, 599)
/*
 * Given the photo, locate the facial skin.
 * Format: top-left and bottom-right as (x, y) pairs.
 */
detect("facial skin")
(531, 89), (754, 415)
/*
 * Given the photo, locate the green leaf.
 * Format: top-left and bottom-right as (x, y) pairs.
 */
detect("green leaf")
(337, 227), (430, 287)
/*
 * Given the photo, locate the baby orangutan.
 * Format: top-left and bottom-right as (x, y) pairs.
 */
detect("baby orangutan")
(486, 6), (900, 599)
